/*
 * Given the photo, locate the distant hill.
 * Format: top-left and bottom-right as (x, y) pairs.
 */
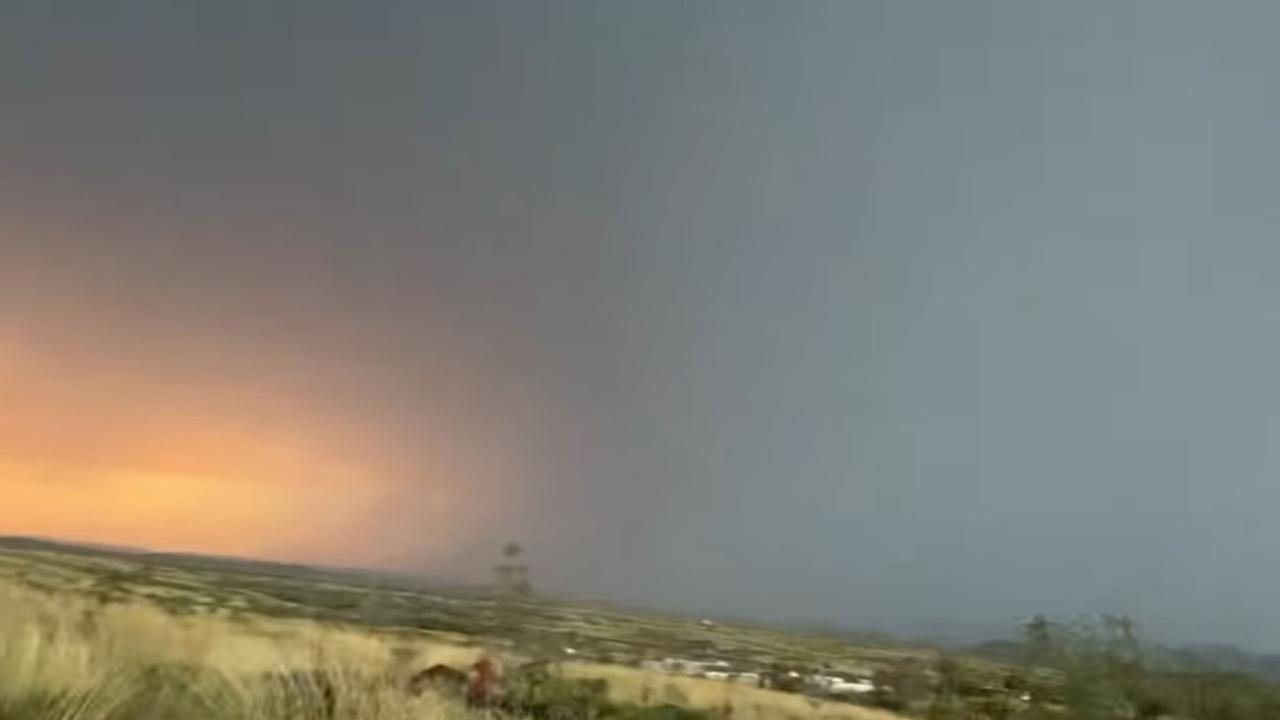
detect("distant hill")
(0, 535), (149, 555)
(967, 632), (1280, 686)
(0, 535), (461, 590)
(967, 639), (1027, 665)
(1168, 644), (1280, 683)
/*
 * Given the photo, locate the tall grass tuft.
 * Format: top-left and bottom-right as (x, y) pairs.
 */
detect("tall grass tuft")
(0, 583), (476, 720)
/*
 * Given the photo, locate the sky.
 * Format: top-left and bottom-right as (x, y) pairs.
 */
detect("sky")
(3, 1), (1280, 650)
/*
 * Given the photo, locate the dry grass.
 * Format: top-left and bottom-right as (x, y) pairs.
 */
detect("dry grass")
(0, 580), (908, 720)
(561, 662), (906, 720)
(0, 582), (477, 720)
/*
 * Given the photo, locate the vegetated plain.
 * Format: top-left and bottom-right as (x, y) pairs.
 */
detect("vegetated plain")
(6, 536), (1280, 720)
(0, 536), (915, 720)
(0, 536), (941, 672)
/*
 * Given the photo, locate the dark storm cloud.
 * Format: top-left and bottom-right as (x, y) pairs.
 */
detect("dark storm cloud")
(4, 1), (1280, 649)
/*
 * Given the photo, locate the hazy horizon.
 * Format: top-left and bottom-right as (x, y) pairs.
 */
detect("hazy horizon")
(5, 1), (1280, 652)
(0, 532), (1049, 649)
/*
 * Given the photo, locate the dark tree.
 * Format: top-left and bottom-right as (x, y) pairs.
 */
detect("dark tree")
(494, 541), (532, 596)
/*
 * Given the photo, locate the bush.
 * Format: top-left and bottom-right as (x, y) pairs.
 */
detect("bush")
(508, 673), (615, 720)
(612, 704), (717, 720)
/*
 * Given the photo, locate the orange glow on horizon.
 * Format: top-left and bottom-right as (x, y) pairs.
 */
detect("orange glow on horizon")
(0, 432), (483, 568)
(0, 422), (404, 564)
(2, 461), (304, 557)
(1, 222), (522, 571)
(0, 369), (489, 569)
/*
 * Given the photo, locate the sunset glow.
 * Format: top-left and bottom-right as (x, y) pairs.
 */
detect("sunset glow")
(7, 0), (1280, 657)
(0, 206), (530, 572)
(0, 301), (501, 571)
(2, 461), (312, 558)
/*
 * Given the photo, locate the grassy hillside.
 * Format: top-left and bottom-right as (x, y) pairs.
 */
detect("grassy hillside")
(0, 537), (949, 677)
(12, 537), (1280, 719)
(0, 538), (912, 720)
